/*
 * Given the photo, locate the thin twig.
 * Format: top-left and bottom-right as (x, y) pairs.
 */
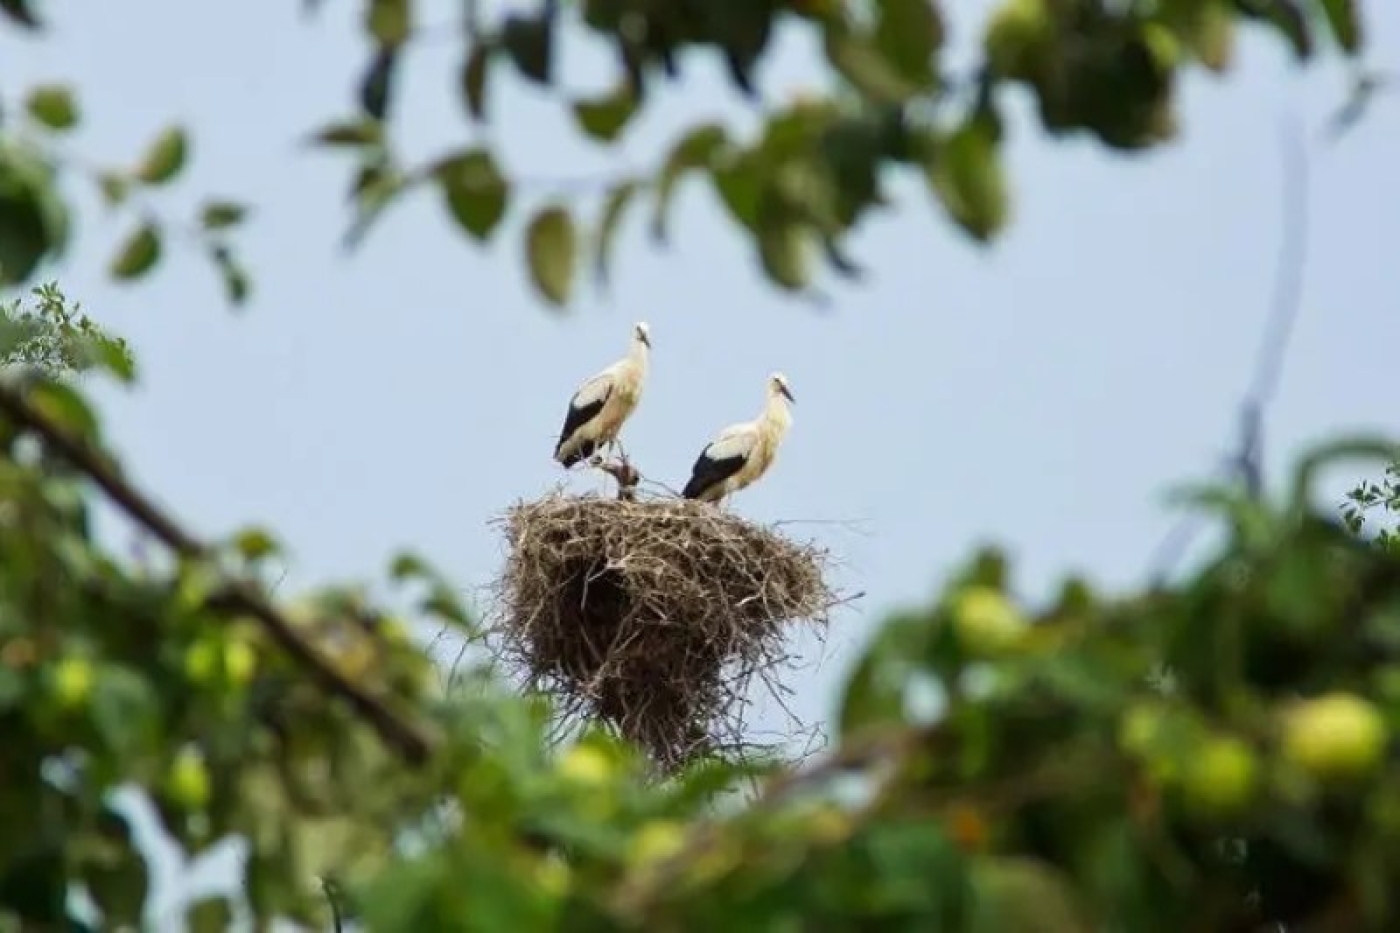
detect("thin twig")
(0, 380), (437, 766)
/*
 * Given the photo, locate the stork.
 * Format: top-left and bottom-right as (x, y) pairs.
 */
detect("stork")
(681, 372), (795, 504)
(553, 321), (651, 469)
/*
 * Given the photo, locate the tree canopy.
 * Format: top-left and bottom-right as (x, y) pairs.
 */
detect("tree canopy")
(1, 1), (1398, 931)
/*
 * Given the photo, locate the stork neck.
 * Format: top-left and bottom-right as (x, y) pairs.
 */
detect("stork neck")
(627, 336), (649, 368)
(763, 390), (792, 431)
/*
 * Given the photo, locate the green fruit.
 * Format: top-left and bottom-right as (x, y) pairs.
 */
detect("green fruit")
(952, 586), (1028, 658)
(983, 0), (1051, 81)
(183, 639), (220, 684)
(1282, 692), (1389, 783)
(1117, 702), (1166, 757)
(165, 747), (211, 810)
(50, 656), (94, 708)
(1181, 735), (1258, 818)
(222, 638), (257, 686)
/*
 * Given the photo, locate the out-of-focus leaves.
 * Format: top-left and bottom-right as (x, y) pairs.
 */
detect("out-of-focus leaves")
(80, 809), (148, 929)
(503, 12), (554, 85)
(310, 118), (385, 149)
(24, 84), (79, 131)
(434, 149), (510, 242)
(27, 380), (98, 439)
(359, 46), (400, 121)
(572, 80), (639, 143)
(1320, 0), (1363, 53)
(1161, 1), (1236, 73)
(594, 179), (639, 286)
(923, 112), (1009, 242)
(756, 218), (813, 292)
(968, 857), (1092, 932)
(525, 205), (577, 307)
(186, 896), (234, 933)
(461, 41), (493, 121)
(873, 0), (944, 88)
(651, 123), (729, 242)
(108, 222), (161, 280)
(0, 145), (67, 286)
(366, 0), (411, 46)
(0, 0), (40, 29)
(824, 25), (922, 105)
(210, 243), (252, 306)
(134, 126), (189, 186)
(199, 200), (248, 231)
(1236, 0), (1313, 61)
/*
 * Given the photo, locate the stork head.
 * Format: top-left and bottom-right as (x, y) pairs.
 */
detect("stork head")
(769, 371), (795, 404)
(633, 321), (651, 349)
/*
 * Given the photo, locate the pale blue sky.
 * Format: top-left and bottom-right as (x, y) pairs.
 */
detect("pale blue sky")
(5, 0), (1399, 925)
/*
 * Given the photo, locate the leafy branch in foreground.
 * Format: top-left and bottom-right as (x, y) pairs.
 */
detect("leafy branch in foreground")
(1, 80), (253, 305)
(307, 0), (1373, 306)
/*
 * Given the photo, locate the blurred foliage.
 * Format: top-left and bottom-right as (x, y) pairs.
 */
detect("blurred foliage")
(3, 1), (1399, 930)
(0, 0), (1380, 308)
(2, 289), (1400, 929)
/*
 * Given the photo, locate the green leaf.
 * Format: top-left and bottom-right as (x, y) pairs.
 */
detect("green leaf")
(81, 809), (148, 929)
(969, 857), (1091, 933)
(825, 26), (922, 105)
(435, 149), (510, 242)
(186, 896), (234, 933)
(756, 219), (814, 292)
(28, 380), (98, 440)
(96, 172), (130, 207)
(92, 665), (160, 756)
(873, 0), (944, 87)
(366, 0), (410, 46)
(134, 125), (189, 185)
(461, 41), (492, 121)
(1320, 0), (1363, 54)
(1238, 0), (1312, 61)
(524, 205), (577, 308)
(24, 84), (79, 131)
(358, 46), (400, 121)
(652, 123), (729, 242)
(211, 244), (252, 306)
(108, 222), (162, 280)
(572, 80), (639, 143)
(711, 151), (765, 231)
(594, 179), (639, 286)
(0, 150), (59, 287)
(503, 12), (553, 85)
(310, 119), (384, 148)
(924, 115), (1010, 242)
(199, 200), (248, 230)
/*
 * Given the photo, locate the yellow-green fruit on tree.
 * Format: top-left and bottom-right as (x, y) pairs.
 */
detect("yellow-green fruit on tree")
(983, 0), (1051, 81)
(50, 656), (94, 709)
(165, 746), (212, 810)
(1282, 692), (1389, 783)
(1181, 735), (1259, 819)
(183, 638), (220, 684)
(222, 637), (257, 686)
(952, 586), (1029, 658)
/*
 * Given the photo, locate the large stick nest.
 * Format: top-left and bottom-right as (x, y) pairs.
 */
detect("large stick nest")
(487, 490), (836, 772)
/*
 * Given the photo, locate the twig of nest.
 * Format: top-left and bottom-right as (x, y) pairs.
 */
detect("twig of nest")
(487, 470), (839, 773)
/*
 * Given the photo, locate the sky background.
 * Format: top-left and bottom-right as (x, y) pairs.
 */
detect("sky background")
(4, 0), (1399, 927)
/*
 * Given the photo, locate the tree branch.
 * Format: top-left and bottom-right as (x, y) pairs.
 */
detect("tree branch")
(0, 380), (437, 766)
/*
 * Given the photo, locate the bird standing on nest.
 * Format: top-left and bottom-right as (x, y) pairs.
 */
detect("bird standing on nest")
(681, 372), (795, 505)
(553, 322), (651, 469)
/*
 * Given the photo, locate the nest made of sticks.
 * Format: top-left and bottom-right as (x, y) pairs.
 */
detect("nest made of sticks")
(488, 489), (836, 772)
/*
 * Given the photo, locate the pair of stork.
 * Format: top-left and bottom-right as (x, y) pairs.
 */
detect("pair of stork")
(552, 322), (795, 505)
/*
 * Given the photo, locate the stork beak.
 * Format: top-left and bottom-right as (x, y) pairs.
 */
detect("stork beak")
(638, 330), (651, 348)
(780, 384), (795, 404)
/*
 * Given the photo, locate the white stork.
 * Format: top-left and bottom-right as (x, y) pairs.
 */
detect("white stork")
(681, 372), (795, 504)
(553, 321), (651, 468)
